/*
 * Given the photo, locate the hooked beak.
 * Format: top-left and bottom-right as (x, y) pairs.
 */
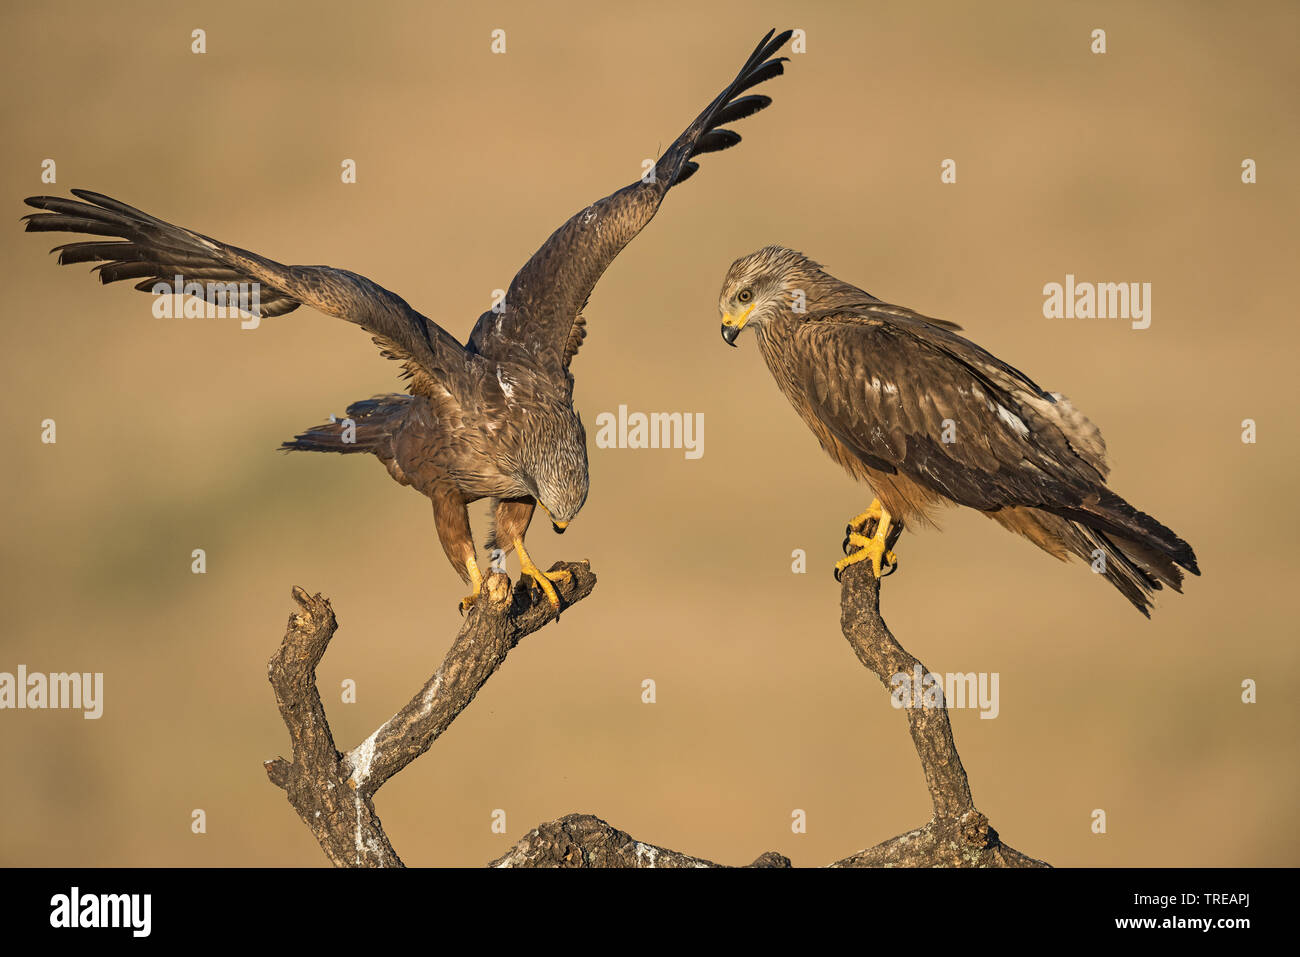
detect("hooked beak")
(538, 501), (568, 533)
(720, 302), (755, 348)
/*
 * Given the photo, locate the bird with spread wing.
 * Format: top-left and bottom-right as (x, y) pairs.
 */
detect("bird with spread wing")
(717, 246), (1199, 616)
(23, 29), (793, 613)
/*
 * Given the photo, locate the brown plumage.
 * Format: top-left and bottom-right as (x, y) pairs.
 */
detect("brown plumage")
(22, 29), (793, 612)
(718, 246), (1200, 616)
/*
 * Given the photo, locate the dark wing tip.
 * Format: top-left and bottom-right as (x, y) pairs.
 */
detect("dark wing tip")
(669, 30), (792, 186)
(748, 28), (794, 67)
(733, 58), (787, 98)
(770, 28), (795, 49)
(713, 93), (772, 127)
(674, 161), (700, 185)
(689, 128), (743, 158)
(69, 187), (111, 205)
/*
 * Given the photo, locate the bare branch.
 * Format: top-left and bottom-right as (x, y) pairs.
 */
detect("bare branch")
(264, 561), (597, 867)
(493, 560), (1047, 868)
(489, 814), (790, 868)
(265, 551), (1045, 867)
(830, 816), (1047, 868)
(828, 559), (1048, 867)
(838, 562), (973, 819)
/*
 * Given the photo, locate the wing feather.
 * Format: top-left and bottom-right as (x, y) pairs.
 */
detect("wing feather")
(24, 190), (470, 393)
(467, 28), (793, 377)
(792, 311), (1108, 514)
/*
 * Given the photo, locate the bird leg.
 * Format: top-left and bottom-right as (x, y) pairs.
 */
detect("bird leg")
(513, 538), (570, 611)
(431, 486), (486, 614)
(490, 498), (570, 611)
(835, 499), (899, 580)
(459, 556), (484, 614)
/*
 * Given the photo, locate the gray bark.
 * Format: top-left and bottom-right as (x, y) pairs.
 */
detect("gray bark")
(265, 556), (1045, 867)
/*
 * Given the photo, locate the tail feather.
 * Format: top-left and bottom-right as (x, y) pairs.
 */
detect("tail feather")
(281, 394), (412, 456)
(988, 504), (1195, 617)
(1062, 490), (1200, 576)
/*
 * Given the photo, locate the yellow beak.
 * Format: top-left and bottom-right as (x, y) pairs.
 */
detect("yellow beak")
(721, 302), (756, 346)
(539, 503), (568, 533)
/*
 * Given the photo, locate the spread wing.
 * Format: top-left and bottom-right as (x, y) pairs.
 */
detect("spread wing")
(23, 189), (471, 396)
(468, 27), (793, 377)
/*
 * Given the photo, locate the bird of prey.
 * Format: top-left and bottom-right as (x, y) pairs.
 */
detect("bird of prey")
(717, 246), (1199, 616)
(22, 29), (793, 613)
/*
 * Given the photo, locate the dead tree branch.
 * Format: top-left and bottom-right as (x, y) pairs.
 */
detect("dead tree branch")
(264, 560), (597, 867)
(490, 814), (790, 868)
(827, 559), (1047, 867)
(493, 559), (1046, 868)
(265, 552), (1044, 867)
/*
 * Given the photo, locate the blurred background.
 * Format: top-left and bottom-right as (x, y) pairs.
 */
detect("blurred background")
(1, 0), (1296, 867)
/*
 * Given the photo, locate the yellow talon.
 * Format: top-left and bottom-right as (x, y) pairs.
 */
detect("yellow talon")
(835, 535), (890, 579)
(514, 539), (565, 611)
(458, 556), (484, 613)
(521, 566), (561, 609)
(847, 501), (885, 532)
(836, 500), (897, 580)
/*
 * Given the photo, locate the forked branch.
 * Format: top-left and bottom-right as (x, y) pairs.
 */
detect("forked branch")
(264, 561), (597, 867)
(266, 555), (1045, 867)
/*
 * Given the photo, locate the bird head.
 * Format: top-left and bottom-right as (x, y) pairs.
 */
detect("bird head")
(522, 408), (589, 532)
(718, 245), (818, 346)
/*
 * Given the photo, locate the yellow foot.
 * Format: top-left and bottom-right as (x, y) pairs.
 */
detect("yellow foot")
(514, 540), (566, 612)
(846, 500), (885, 535)
(521, 565), (569, 609)
(835, 500), (898, 580)
(458, 556), (484, 615)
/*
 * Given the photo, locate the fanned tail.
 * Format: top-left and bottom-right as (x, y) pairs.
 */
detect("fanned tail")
(281, 394), (413, 455)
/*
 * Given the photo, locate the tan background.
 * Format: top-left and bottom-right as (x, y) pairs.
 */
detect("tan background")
(1, 0), (1296, 867)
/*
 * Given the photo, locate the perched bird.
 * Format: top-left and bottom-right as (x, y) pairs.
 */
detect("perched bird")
(22, 29), (793, 613)
(717, 246), (1199, 615)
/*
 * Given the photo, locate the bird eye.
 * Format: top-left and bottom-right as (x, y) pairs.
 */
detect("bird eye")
(738, 289), (753, 303)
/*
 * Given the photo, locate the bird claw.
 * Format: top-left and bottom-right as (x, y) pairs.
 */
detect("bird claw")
(458, 591), (479, 615)
(841, 527), (880, 554)
(521, 565), (566, 614)
(835, 501), (900, 581)
(458, 558), (485, 615)
(834, 552), (898, 581)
